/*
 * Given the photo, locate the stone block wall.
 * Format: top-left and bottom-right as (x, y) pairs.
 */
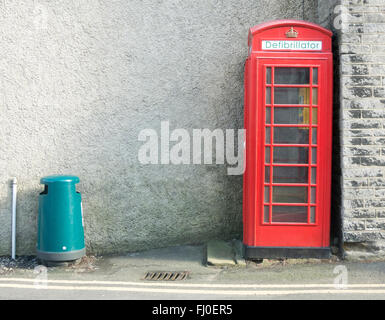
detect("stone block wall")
(338, 0), (385, 242)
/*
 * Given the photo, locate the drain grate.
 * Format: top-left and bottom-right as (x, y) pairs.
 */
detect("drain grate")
(142, 271), (190, 281)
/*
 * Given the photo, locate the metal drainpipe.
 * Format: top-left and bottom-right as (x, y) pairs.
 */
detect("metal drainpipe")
(11, 177), (17, 260)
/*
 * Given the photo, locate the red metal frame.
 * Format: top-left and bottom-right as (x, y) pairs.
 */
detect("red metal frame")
(243, 20), (333, 249)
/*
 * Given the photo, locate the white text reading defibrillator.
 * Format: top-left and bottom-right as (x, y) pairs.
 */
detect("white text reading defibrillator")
(262, 40), (322, 51)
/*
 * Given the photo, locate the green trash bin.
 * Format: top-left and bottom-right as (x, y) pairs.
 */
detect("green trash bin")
(37, 175), (85, 263)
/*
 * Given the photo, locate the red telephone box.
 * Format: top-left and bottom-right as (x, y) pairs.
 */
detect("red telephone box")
(243, 20), (333, 259)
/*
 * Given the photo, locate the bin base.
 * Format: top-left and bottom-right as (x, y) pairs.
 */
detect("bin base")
(37, 248), (85, 262)
(243, 245), (331, 259)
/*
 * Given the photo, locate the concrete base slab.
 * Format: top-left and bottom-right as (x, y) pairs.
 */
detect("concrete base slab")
(206, 240), (236, 266)
(232, 240), (247, 267)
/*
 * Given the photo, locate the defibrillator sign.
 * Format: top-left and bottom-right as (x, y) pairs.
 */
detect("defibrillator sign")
(262, 40), (322, 51)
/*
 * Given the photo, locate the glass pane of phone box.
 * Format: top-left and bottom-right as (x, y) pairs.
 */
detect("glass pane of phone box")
(272, 206), (308, 223)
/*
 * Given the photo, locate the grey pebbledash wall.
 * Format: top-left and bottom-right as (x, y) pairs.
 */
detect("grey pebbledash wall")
(0, 1), (318, 256)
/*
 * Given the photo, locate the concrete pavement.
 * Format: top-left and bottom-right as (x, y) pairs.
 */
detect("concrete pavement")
(1, 243), (385, 300)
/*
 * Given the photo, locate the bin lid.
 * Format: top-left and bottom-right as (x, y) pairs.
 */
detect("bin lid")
(40, 175), (80, 184)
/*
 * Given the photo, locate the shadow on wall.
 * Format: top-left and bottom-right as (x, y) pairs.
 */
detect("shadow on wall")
(330, 30), (344, 258)
(316, 0), (343, 256)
